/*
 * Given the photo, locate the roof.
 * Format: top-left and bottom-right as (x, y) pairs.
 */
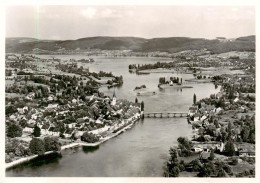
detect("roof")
(41, 124), (50, 129)
(49, 127), (59, 132)
(200, 152), (211, 160)
(77, 118), (85, 123)
(189, 106), (198, 110)
(26, 123), (34, 128)
(194, 113), (200, 117)
(65, 128), (74, 134)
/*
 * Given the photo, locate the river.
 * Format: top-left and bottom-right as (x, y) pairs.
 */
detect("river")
(6, 56), (220, 177)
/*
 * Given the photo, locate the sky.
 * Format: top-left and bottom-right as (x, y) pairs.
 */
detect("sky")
(5, 6), (255, 40)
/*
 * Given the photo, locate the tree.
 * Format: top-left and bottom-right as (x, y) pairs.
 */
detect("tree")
(191, 159), (201, 171)
(170, 167), (180, 177)
(7, 124), (23, 138)
(169, 147), (178, 162)
(230, 157), (238, 165)
(209, 150), (215, 160)
(81, 132), (99, 143)
(159, 77), (166, 84)
(248, 132), (255, 144)
(193, 93), (197, 105)
(29, 138), (45, 155)
(199, 162), (216, 177)
(241, 126), (250, 142)
(217, 168), (226, 177)
(32, 125), (41, 137)
(44, 136), (61, 152)
(177, 137), (193, 149)
(177, 137), (193, 157)
(224, 139), (236, 156)
(141, 101), (144, 111)
(6, 106), (18, 116)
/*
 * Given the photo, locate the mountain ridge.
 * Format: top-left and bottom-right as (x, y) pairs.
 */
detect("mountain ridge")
(6, 35), (255, 54)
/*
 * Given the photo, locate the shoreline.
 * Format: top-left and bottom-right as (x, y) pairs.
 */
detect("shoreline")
(5, 116), (140, 170)
(158, 84), (193, 89)
(137, 68), (195, 74)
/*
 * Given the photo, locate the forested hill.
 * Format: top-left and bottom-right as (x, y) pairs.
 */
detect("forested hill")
(6, 35), (255, 54)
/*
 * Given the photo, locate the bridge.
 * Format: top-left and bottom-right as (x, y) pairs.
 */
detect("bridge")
(143, 112), (188, 118)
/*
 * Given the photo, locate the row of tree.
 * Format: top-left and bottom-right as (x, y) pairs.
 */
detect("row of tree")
(29, 137), (61, 155)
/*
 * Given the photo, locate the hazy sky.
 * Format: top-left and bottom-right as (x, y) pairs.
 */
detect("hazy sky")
(6, 6), (255, 40)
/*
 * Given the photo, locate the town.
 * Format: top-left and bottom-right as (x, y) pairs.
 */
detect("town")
(5, 48), (255, 178)
(162, 51), (255, 177)
(5, 54), (142, 165)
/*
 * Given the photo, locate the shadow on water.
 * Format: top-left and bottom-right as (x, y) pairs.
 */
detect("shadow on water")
(6, 152), (62, 171)
(82, 146), (100, 154)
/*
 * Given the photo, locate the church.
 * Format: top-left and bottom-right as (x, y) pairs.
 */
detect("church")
(111, 89), (117, 106)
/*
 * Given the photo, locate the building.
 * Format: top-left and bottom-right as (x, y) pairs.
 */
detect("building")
(188, 106), (198, 116)
(111, 89), (117, 106)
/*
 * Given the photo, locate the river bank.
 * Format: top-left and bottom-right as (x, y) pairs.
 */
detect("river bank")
(158, 84), (193, 89)
(184, 79), (212, 83)
(6, 115), (141, 170)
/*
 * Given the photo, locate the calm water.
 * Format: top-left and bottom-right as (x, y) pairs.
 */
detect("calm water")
(6, 56), (220, 177)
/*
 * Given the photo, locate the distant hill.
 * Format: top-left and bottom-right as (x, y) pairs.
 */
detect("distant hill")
(236, 35), (255, 42)
(5, 35), (255, 54)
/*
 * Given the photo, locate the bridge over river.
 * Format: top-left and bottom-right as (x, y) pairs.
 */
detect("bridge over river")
(143, 112), (188, 118)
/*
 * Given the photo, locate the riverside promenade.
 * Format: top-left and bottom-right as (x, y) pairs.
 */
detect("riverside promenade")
(6, 116), (140, 170)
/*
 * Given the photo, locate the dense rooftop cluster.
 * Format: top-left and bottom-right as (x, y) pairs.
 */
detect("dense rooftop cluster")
(164, 51), (255, 177)
(5, 54), (141, 163)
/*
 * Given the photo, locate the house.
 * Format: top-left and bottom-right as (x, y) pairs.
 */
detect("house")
(204, 105), (215, 112)
(77, 118), (85, 124)
(188, 106), (198, 116)
(191, 147), (203, 153)
(49, 127), (59, 136)
(68, 123), (76, 128)
(23, 123), (34, 133)
(23, 126), (34, 133)
(41, 124), (50, 135)
(64, 128), (74, 138)
(239, 151), (255, 157)
(201, 115), (207, 121)
(25, 92), (35, 100)
(234, 97), (239, 103)
(216, 92), (223, 99)
(238, 144), (255, 157)
(47, 103), (59, 109)
(193, 113), (200, 122)
(215, 107), (222, 114)
(31, 113), (38, 120)
(9, 114), (16, 120)
(48, 95), (55, 101)
(95, 119), (103, 124)
(199, 151), (211, 161)
(28, 119), (36, 125)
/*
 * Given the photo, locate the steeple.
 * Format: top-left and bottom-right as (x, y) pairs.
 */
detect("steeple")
(111, 88), (117, 106)
(113, 88), (116, 98)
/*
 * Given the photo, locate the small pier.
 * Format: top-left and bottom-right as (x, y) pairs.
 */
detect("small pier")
(143, 112), (188, 118)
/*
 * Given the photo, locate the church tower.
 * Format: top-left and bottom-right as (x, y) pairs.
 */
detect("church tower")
(111, 88), (117, 106)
